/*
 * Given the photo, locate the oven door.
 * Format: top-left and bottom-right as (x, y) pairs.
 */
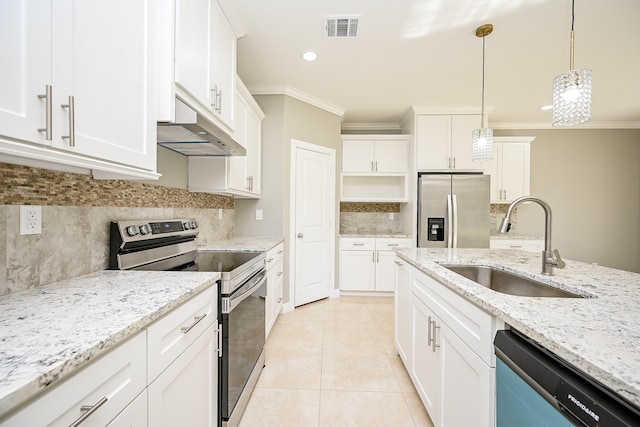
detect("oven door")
(220, 269), (267, 426)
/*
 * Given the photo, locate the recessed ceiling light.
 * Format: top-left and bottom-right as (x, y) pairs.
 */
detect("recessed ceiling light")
(302, 51), (318, 61)
(540, 105), (553, 111)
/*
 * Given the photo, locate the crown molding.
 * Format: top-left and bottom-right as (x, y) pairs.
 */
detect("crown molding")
(246, 84), (346, 117)
(340, 123), (403, 132)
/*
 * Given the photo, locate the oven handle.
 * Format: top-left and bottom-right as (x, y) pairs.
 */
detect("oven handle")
(225, 270), (267, 313)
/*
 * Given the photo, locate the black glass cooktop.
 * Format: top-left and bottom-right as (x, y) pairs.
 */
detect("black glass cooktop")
(193, 251), (262, 273)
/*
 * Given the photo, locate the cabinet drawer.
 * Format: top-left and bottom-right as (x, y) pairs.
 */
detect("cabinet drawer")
(412, 271), (496, 365)
(2, 332), (146, 427)
(375, 238), (412, 251)
(265, 242), (284, 269)
(147, 286), (216, 381)
(340, 238), (375, 250)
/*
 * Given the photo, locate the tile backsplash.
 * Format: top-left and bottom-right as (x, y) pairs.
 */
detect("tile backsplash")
(340, 202), (402, 235)
(0, 163), (235, 295)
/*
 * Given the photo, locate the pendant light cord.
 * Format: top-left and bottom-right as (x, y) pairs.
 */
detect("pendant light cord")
(481, 33), (486, 126)
(570, 0), (575, 70)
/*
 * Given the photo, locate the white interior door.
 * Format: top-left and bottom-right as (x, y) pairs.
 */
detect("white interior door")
(292, 140), (335, 307)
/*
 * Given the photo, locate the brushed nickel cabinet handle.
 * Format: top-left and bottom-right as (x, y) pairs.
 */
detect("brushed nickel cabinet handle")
(61, 95), (75, 147)
(37, 85), (52, 140)
(181, 313), (207, 334)
(217, 324), (223, 357)
(69, 397), (108, 427)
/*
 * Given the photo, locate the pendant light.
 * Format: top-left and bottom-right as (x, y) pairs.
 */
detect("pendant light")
(472, 24), (493, 161)
(552, 0), (592, 126)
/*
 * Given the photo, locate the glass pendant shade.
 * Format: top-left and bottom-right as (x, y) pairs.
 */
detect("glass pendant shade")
(552, 68), (592, 126)
(472, 128), (493, 161)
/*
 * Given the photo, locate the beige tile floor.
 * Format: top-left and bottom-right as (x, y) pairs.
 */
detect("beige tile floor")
(238, 296), (435, 427)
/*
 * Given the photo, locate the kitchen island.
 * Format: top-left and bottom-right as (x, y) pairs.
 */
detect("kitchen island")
(396, 247), (640, 408)
(0, 270), (219, 419)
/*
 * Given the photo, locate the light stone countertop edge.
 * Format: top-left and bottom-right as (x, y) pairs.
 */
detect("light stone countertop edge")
(395, 247), (640, 408)
(0, 270), (219, 419)
(198, 236), (284, 252)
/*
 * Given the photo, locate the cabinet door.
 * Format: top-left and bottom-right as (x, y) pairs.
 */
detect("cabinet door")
(500, 143), (530, 202)
(52, 0), (157, 171)
(375, 251), (397, 291)
(245, 105), (262, 195)
(394, 258), (412, 367)
(148, 323), (218, 427)
(339, 250), (375, 291)
(416, 115), (450, 170)
(411, 295), (440, 424)
(175, 0), (213, 109)
(439, 321), (493, 427)
(0, 0), (52, 145)
(450, 114), (481, 170)
(210, 0), (236, 127)
(266, 257), (284, 337)
(486, 144), (502, 202)
(106, 390), (147, 427)
(374, 140), (407, 173)
(342, 140), (375, 172)
(228, 92), (248, 192)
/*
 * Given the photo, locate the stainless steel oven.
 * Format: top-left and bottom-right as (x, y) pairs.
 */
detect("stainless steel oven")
(110, 219), (266, 427)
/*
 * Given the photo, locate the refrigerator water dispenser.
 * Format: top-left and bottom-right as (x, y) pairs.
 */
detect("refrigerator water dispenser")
(427, 218), (445, 241)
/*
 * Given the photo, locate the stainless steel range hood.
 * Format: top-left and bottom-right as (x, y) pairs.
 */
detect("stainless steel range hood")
(157, 99), (245, 156)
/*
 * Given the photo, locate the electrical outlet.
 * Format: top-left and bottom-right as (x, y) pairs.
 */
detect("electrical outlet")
(389, 212), (395, 220)
(20, 205), (42, 235)
(255, 209), (263, 221)
(218, 208), (223, 220)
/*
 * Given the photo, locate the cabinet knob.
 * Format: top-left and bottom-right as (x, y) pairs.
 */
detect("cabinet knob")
(297, 233), (304, 239)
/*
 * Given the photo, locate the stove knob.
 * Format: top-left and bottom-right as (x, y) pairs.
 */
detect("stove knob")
(125, 225), (139, 237)
(191, 221), (198, 229)
(183, 222), (191, 230)
(139, 224), (151, 235)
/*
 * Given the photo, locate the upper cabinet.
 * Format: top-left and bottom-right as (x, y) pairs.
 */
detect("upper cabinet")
(416, 114), (483, 171)
(485, 137), (533, 203)
(340, 135), (409, 202)
(174, 0), (236, 130)
(188, 78), (264, 198)
(0, 0), (159, 179)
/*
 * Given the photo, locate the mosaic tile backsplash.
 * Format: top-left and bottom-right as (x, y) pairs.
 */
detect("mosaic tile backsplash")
(0, 163), (235, 295)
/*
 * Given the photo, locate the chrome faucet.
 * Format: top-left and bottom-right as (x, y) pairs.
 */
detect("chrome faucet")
(499, 196), (566, 276)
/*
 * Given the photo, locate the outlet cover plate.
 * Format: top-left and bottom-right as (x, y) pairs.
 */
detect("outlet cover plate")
(20, 205), (42, 235)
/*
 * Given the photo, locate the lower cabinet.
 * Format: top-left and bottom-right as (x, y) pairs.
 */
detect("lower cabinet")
(148, 323), (218, 427)
(490, 238), (544, 253)
(0, 286), (219, 427)
(395, 257), (500, 427)
(265, 242), (285, 337)
(340, 237), (412, 292)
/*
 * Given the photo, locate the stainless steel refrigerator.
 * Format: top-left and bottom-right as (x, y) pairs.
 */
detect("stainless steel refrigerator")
(418, 173), (490, 248)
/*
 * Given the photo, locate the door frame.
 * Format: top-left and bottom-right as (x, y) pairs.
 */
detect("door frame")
(285, 139), (337, 313)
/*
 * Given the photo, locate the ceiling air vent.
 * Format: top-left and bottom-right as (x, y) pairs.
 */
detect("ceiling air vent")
(324, 16), (360, 38)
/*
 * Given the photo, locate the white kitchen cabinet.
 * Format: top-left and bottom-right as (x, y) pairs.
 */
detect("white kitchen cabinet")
(265, 242), (285, 337)
(188, 78), (264, 198)
(394, 257), (412, 368)
(340, 237), (412, 292)
(1, 332), (147, 427)
(397, 261), (501, 427)
(148, 323), (218, 427)
(106, 390), (147, 427)
(174, 0), (236, 130)
(490, 238), (543, 253)
(485, 137), (533, 203)
(416, 114), (483, 171)
(340, 135), (409, 202)
(0, 0), (159, 179)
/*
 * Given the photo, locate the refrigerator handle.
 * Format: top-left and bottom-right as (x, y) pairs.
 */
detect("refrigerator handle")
(452, 194), (458, 248)
(447, 194), (453, 248)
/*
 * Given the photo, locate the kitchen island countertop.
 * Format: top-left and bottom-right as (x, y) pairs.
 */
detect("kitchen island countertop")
(396, 248), (640, 407)
(0, 270), (219, 418)
(199, 236), (283, 252)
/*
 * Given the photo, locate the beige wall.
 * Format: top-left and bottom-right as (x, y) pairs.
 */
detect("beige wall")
(141, 146), (189, 189)
(496, 129), (640, 273)
(235, 95), (342, 303)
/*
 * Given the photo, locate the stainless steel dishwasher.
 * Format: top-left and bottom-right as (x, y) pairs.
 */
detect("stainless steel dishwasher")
(494, 329), (640, 426)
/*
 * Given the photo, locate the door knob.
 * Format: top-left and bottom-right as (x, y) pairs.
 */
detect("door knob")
(297, 233), (304, 238)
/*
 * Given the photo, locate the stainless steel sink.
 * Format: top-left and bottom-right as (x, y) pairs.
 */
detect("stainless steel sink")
(440, 264), (584, 298)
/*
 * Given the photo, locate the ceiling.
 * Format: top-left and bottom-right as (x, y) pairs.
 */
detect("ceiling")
(231, 0), (640, 130)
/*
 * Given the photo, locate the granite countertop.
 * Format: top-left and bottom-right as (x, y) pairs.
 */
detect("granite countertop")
(198, 236), (284, 252)
(395, 248), (640, 407)
(0, 270), (219, 418)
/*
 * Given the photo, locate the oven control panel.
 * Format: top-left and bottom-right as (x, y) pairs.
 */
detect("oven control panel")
(113, 218), (199, 243)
